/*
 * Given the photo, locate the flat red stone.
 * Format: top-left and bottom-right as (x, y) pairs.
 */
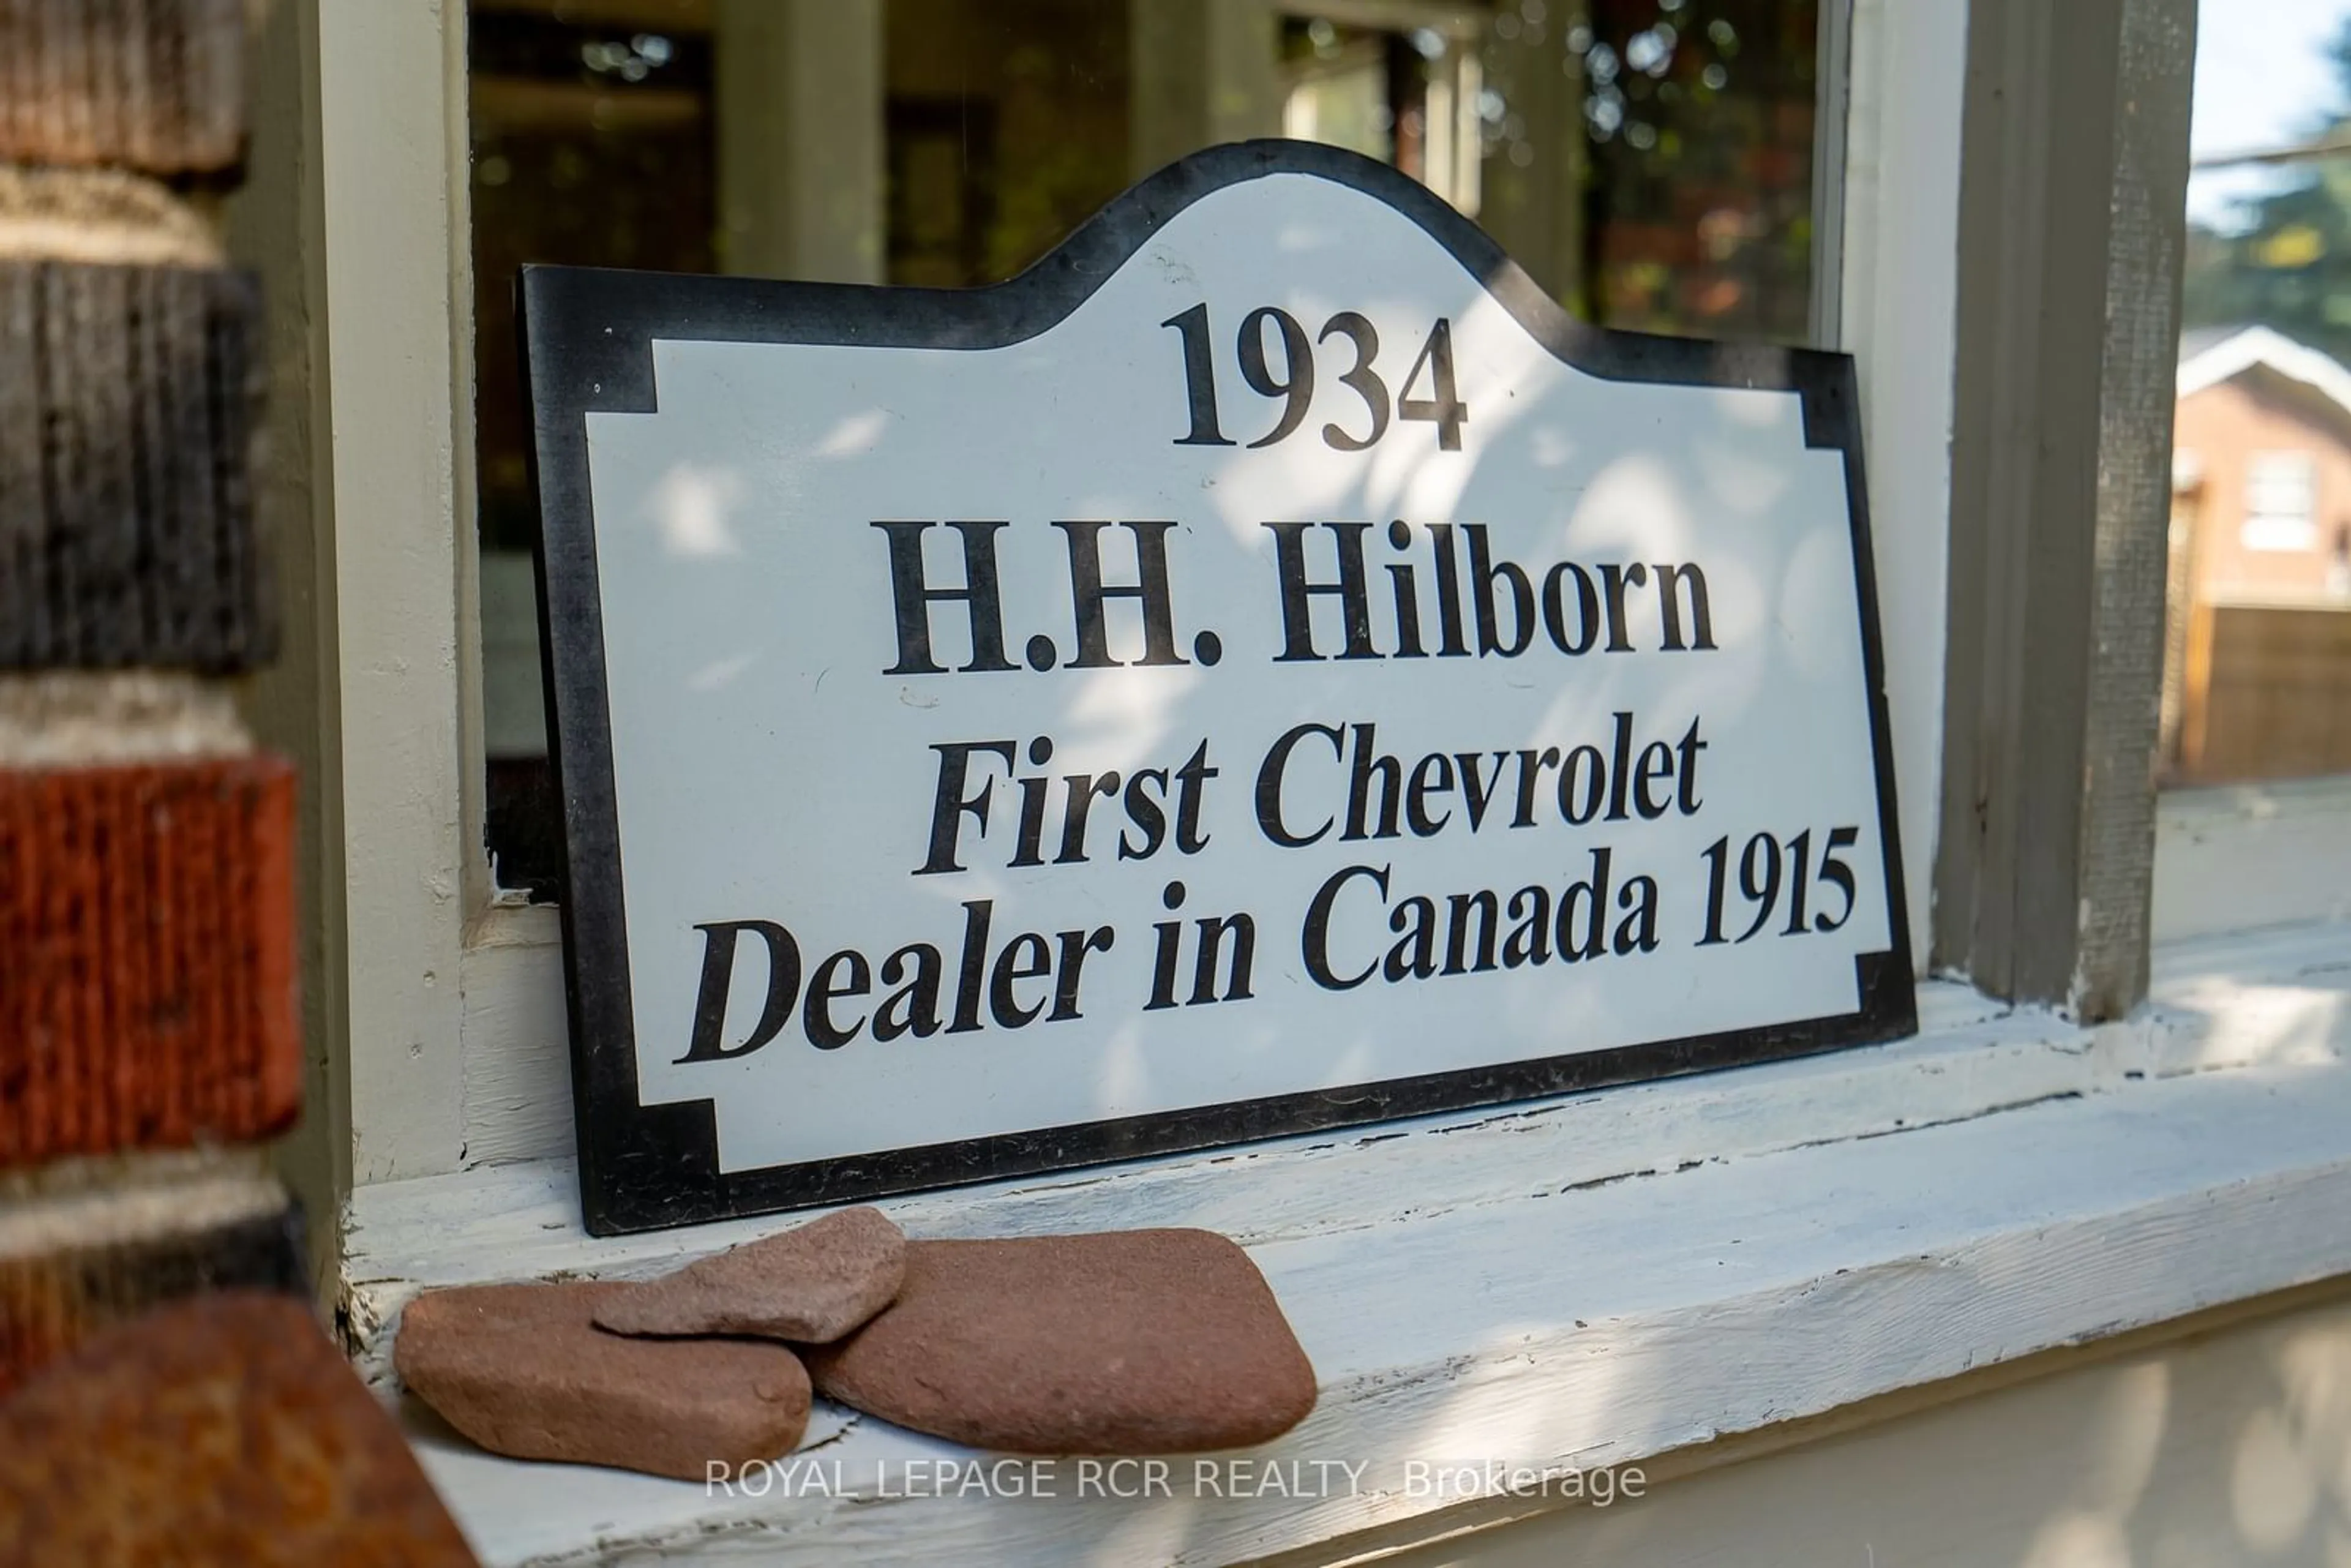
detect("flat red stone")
(594, 1206), (907, 1345)
(397, 1281), (810, 1482)
(803, 1231), (1317, 1454)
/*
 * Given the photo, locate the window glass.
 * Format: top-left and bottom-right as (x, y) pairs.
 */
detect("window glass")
(467, 0), (1824, 895)
(2170, 0), (2351, 787)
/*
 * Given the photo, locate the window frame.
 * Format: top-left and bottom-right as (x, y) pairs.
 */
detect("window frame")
(250, 0), (2189, 1220)
(1932, 0), (2199, 1018)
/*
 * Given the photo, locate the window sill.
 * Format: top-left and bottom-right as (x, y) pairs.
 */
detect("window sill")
(2153, 773), (2351, 943)
(345, 920), (2351, 1567)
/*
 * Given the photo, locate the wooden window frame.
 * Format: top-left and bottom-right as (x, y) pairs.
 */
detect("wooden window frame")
(1933, 0), (2199, 1018)
(233, 0), (2243, 1268)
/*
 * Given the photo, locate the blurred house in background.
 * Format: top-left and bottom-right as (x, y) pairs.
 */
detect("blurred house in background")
(2165, 324), (2351, 782)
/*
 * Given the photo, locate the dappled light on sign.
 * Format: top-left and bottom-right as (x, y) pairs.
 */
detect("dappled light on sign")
(647, 461), (744, 560)
(814, 409), (890, 460)
(527, 146), (1908, 1230)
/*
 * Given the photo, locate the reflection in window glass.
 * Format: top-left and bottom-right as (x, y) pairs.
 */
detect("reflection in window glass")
(468, 0), (1823, 894)
(2170, 0), (2351, 788)
(2244, 450), (2318, 551)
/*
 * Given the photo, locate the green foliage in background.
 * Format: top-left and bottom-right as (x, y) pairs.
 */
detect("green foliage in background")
(2183, 20), (2351, 361)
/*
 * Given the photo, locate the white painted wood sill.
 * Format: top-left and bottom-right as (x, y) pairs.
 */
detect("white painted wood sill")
(345, 919), (2351, 1567)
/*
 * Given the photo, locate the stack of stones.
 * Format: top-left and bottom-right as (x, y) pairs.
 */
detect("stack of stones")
(398, 1210), (1321, 1480)
(0, 3), (474, 1559)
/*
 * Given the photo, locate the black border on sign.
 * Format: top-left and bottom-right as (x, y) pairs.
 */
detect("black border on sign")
(520, 139), (1918, 1237)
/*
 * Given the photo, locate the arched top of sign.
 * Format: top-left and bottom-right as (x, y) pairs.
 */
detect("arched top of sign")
(524, 139), (1913, 1237)
(530, 139), (1853, 434)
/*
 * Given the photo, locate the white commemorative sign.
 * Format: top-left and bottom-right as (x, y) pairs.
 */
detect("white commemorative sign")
(523, 141), (1912, 1235)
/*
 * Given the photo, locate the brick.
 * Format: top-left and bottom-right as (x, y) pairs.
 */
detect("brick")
(0, 755), (299, 1168)
(0, 1292), (478, 1567)
(0, 260), (273, 672)
(0, 0), (245, 176)
(0, 1161), (300, 1396)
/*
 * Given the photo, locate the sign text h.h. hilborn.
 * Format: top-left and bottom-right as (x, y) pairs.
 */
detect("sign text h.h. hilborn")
(523, 141), (1913, 1236)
